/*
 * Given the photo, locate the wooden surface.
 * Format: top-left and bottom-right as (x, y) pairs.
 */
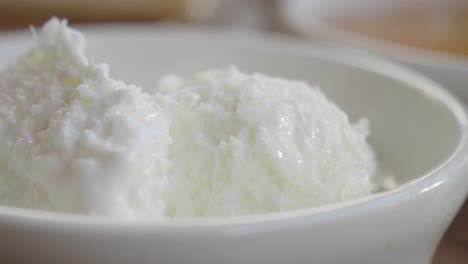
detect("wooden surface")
(433, 200), (468, 264)
(0, 0), (183, 30)
(329, 6), (468, 56)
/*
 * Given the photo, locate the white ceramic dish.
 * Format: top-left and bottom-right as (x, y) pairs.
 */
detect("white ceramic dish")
(279, 0), (468, 103)
(0, 25), (467, 264)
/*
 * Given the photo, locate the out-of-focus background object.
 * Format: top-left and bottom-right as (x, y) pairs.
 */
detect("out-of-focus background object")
(327, 5), (468, 56)
(279, 0), (468, 104)
(0, 0), (467, 263)
(280, 0), (468, 56)
(0, 0), (185, 29)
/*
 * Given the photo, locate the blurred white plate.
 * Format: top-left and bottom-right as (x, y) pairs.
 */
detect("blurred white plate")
(279, 0), (468, 103)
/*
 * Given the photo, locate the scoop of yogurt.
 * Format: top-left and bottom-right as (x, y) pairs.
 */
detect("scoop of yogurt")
(0, 19), (171, 218)
(0, 18), (381, 219)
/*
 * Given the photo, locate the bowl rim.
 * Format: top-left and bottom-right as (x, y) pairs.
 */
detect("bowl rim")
(0, 24), (467, 227)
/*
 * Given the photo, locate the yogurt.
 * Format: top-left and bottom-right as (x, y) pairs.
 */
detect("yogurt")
(0, 18), (379, 218)
(0, 19), (171, 218)
(159, 68), (376, 217)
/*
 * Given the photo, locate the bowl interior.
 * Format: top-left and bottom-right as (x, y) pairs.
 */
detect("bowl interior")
(83, 28), (462, 185)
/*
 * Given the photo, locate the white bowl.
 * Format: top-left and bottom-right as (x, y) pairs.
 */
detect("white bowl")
(0, 25), (467, 264)
(278, 0), (468, 103)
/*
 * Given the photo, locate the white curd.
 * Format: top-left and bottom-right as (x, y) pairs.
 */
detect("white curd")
(0, 18), (380, 218)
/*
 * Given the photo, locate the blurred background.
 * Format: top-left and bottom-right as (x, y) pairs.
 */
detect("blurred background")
(0, 0), (467, 263)
(1, 0), (468, 57)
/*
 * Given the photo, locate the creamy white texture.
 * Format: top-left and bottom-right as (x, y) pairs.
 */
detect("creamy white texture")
(0, 19), (171, 218)
(158, 69), (376, 217)
(0, 19), (379, 218)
